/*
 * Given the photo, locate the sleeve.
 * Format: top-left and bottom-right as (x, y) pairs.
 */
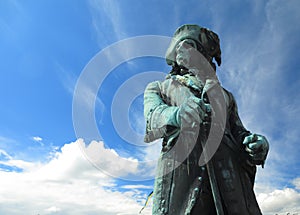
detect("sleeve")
(228, 93), (251, 146)
(144, 81), (180, 143)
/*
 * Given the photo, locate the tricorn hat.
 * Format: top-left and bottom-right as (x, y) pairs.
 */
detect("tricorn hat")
(166, 24), (221, 68)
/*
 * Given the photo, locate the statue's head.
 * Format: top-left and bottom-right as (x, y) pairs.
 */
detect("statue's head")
(166, 24), (221, 70)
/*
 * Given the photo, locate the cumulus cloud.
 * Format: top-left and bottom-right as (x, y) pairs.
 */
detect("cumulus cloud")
(79, 139), (139, 178)
(0, 139), (152, 215)
(254, 177), (300, 214)
(257, 187), (300, 215)
(80, 138), (161, 181)
(1, 137), (299, 215)
(45, 206), (61, 214)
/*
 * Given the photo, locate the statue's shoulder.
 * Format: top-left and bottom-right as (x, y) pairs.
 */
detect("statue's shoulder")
(222, 87), (233, 98)
(222, 88), (238, 111)
(144, 75), (174, 93)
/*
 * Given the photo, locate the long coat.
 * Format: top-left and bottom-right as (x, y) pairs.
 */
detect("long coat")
(144, 73), (262, 215)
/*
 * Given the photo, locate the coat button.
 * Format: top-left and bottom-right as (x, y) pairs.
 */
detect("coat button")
(190, 198), (195, 205)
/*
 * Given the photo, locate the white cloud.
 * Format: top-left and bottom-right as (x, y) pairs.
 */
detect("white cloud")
(73, 78), (105, 112)
(0, 139), (151, 215)
(293, 178), (300, 190)
(79, 139), (140, 179)
(89, 0), (127, 45)
(1, 139), (299, 215)
(257, 187), (300, 215)
(0, 148), (39, 171)
(80, 139), (161, 181)
(0, 148), (12, 160)
(0, 158), (38, 171)
(121, 184), (153, 190)
(31, 136), (45, 146)
(32, 136), (42, 142)
(45, 206), (61, 214)
(254, 177), (300, 214)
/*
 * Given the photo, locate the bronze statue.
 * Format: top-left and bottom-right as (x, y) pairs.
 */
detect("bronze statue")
(143, 24), (269, 215)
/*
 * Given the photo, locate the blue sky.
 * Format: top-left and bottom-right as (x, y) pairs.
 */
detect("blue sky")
(0, 0), (300, 214)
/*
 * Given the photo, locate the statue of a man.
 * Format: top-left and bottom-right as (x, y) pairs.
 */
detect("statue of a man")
(143, 24), (269, 215)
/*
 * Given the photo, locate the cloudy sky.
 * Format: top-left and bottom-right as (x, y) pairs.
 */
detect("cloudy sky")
(0, 0), (300, 214)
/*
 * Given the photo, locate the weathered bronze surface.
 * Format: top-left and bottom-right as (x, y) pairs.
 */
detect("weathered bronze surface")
(144, 24), (269, 215)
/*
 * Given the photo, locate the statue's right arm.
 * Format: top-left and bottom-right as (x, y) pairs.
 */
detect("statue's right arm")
(143, 81), (180, 143)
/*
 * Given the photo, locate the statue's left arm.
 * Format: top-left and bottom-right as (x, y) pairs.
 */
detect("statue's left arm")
(229, 93), (269, 167)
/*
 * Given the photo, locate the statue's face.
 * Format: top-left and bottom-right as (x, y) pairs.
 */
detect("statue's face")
(175, 39), (197, 68)
(175, 38), (215, 80)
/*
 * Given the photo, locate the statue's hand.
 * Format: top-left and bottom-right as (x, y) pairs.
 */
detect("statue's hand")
(243, 134), (269, 167)
(177, 96), (211, 129)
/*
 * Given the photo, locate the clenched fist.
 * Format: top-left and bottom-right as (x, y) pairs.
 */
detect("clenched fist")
(243, 134), (269, 167)
(177, 96), (211, 129)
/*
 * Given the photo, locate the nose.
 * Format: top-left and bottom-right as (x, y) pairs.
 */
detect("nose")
(176, 41), (189, 54)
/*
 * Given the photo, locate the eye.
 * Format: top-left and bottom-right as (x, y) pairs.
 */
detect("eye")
(182, 39), (197, 49)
